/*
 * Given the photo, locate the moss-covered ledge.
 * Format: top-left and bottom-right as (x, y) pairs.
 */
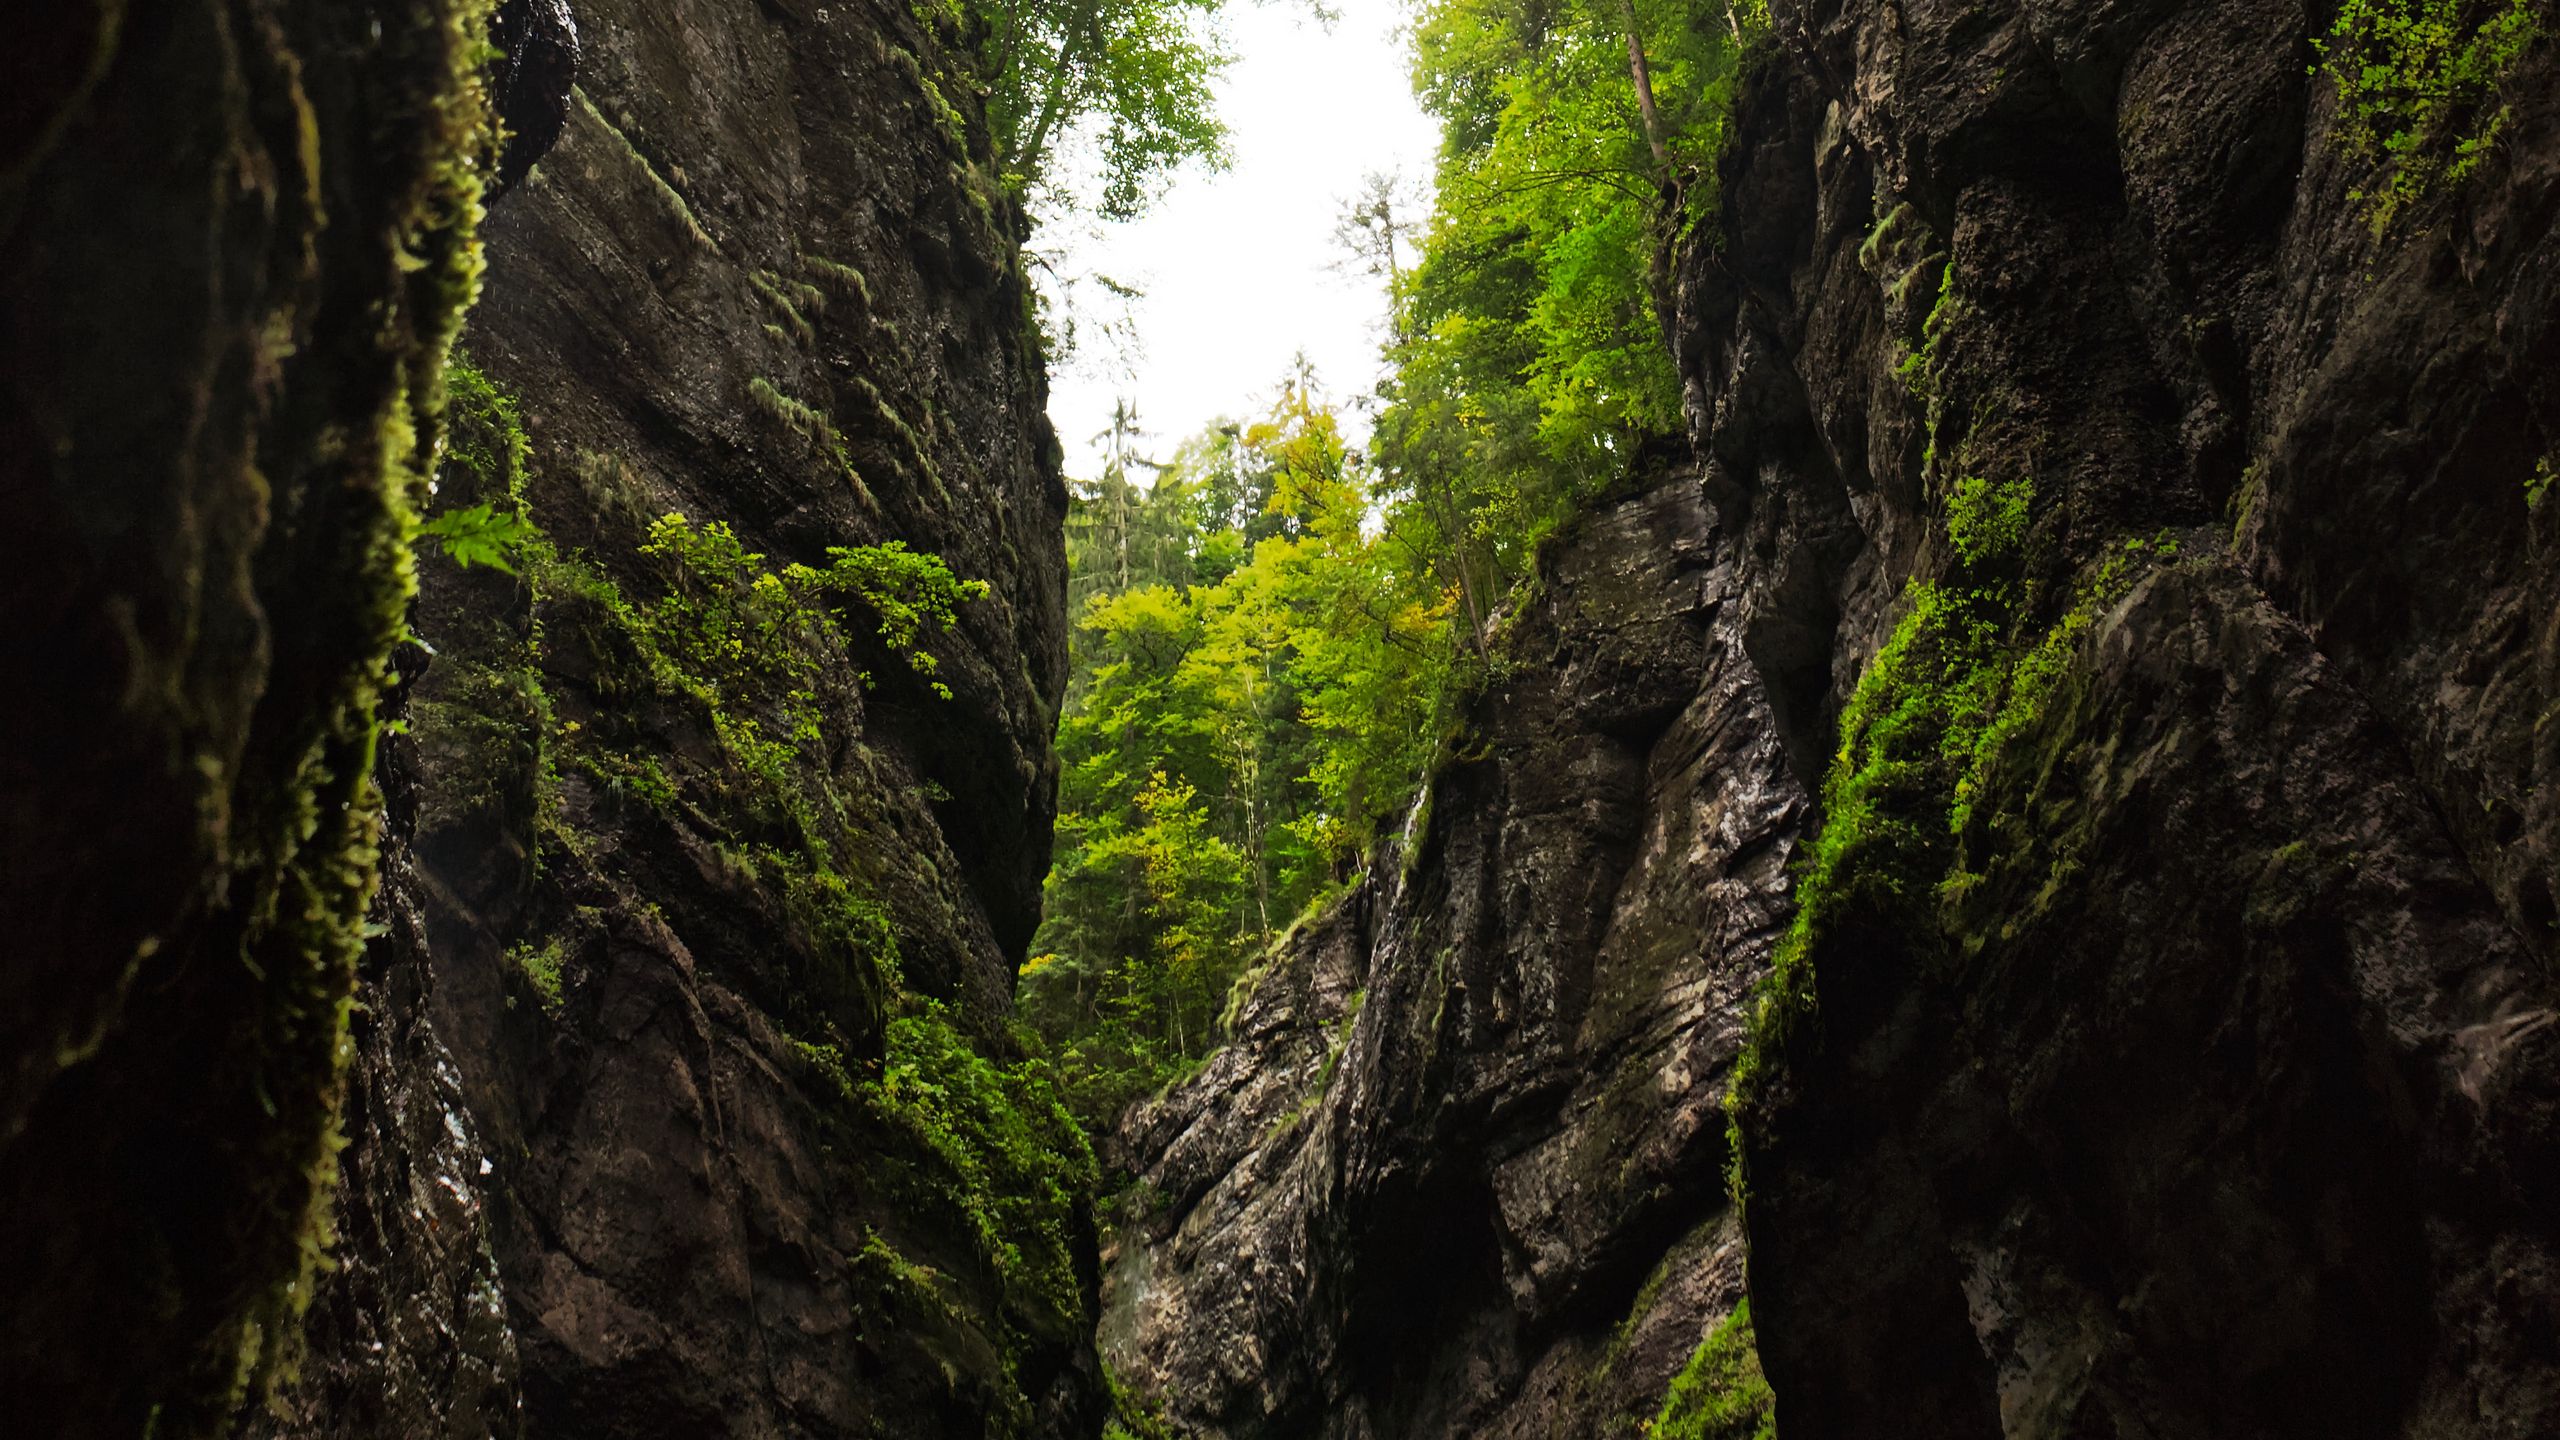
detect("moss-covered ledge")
(0, 1), (501, 1431)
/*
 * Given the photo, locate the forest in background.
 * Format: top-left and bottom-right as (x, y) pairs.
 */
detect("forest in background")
(1015, 0), (1762, 1129)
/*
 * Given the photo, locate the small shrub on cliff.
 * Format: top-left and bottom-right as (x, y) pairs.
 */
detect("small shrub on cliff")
(641, 513), (988, 705)
(2314, 0), (2545, 227)
(1944, 474), (2033, 569)
(420, 501), (538, 572)
(420, 355), (539, 571)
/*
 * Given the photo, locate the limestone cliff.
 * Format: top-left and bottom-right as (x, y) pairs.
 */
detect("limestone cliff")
(1105, 467), (1797, 1438)
(1110, 1), (2560, 1436)
(1, 2), (498, 1432)
(1697, 0), (2560, 1431)
(249, 0), (1093, 1436)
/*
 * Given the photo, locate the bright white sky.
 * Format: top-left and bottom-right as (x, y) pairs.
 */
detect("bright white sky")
(1040, 1), (1443, 480)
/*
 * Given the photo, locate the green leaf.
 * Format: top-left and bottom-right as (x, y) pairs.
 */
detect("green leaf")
(419, 502), (536, 573)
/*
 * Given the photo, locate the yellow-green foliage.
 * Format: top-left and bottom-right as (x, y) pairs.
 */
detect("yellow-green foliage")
(419, 356), (540, 570)
(1383, 0), (1758, 589)
(1944, 474), (2032, 569)
(409, 356), (554, 839)
(1022, 390), (1456, 1131)
(1946, 535), (2173, 836)
(639, 511), (986, 727)
(506, 940), (568, 1008)
(2314, 0), (2544, 227)
(1895, 261), (1960, 400)
(973, 0), (1234, 220)
(1650, 1300), (1777, 1440)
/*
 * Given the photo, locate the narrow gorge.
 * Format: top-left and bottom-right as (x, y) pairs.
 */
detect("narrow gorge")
(3, 1), (2556, 1439)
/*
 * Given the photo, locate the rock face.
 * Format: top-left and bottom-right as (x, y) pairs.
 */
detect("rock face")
(0, 1), (497, 1433)
(1687, 0), (2560, 1429)
(1106, 469), (1801, 1438)
(254, 0), (1091, 1437)
(1114, 1), (2560, 1436)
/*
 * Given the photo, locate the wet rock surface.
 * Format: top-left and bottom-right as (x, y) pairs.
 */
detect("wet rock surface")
(1680, 0), (2560, 1432)
(245, 771), (525, 1440)
(14, 0), (2560, 1433)
(1118, 0), (2560, 1435)
(257, 0), (1089, 1435)
(0, 1), (497, 1431)
(1107, 471), (1803, 1438)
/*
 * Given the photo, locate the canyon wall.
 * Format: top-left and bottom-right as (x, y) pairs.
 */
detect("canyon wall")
(255, 0), (1098, 1434)
(1699, 0), (2560, 1430)
(1110, 1), (2560, 1436)
(1, 2), (497, 1432)
(1104, 463), (1797, 1438)
(12, 0), (2560, 1436)
(5, 0), (1087, 1435)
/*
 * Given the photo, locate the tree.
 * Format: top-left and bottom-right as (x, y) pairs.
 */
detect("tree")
(1368, 0), (1750, 637)
(1018, 1), (1763, 1135)
(1332, 171), (1421, 343)
(1023, 379), (1445, 1127)
(975, 0), (1235, 219)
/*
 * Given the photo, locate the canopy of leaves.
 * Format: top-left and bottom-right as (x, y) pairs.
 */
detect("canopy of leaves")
(971, 0), (1236, 219)
(1016, 0), (1758, 1135)
(1021, 384), (1450, 1127)
(1377, 0), (1750, 604)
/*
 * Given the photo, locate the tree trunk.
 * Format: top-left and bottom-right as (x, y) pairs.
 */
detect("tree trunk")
(1618, 0), (1672, 172)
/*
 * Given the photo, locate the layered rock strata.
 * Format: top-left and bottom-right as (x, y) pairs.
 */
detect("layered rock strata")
(1691, 0), (2560, 1432)
(1106, 468), (1800, 1438)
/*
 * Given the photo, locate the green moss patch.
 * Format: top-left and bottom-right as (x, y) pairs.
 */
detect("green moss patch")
(1649, 1300), (1776, 1440)
(1724, 457), (2180, 1199)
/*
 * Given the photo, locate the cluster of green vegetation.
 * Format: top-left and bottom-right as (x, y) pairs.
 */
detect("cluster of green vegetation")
(418, 357), (1110, 1420)
(1016, 0), (1761, 1131)
(1723, 461), (2181, 1198)
(959, 0), (1238, 217)
(871, 995), (1099, 1334)
(1018, 383), (1445, 1125)
(1382, 0), (1759, 644)
(2313, 0), (2545, 227)
(1648, 1300), (1776, 1440)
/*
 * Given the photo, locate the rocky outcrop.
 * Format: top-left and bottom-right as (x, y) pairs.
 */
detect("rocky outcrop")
(0, 1), (498, 1432)
(1116, 0), (2560, 1436)
(1105, 468), (1800, 1438)
(247, 0), (1093, 1435)
(1684, 0), (2560, 1431)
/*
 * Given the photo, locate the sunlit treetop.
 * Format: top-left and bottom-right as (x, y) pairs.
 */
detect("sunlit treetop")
(972, 0), (1339, 220)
